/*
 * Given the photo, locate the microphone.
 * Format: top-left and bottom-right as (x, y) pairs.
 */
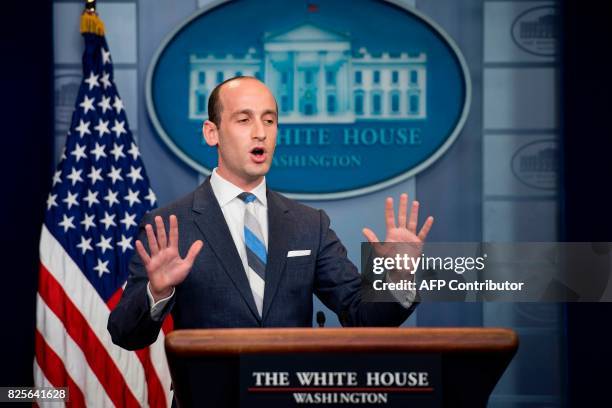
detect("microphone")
(316, 311), (326, 327)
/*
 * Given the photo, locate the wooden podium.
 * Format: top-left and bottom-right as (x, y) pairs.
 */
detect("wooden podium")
(165, 328), (518, 407)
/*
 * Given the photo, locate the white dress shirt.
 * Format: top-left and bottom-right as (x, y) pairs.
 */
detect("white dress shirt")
(147, 168), (268, 319)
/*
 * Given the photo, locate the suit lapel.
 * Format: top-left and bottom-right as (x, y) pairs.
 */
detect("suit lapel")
(192, 178), (261, 322)
(262, 190), (293, 321)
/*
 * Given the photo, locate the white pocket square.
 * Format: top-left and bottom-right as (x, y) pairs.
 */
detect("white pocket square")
(287, 250), (311, 257)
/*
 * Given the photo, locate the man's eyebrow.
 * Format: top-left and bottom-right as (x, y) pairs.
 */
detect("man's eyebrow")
(230, 109), (254, 118)
(230, 109), (278, 118)
(262, 109), (278, 118)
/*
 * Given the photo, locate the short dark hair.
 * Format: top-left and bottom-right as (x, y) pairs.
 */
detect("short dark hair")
(207, 76), (278, 127)
(207, 76), (248, 127)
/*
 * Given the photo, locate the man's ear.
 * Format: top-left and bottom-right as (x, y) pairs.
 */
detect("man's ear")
(203, 120), (219, 147)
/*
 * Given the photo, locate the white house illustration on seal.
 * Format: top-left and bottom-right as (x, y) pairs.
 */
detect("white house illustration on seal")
(189, 23), (427, 123)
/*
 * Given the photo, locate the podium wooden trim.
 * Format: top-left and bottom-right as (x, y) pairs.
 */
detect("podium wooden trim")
(166, 327), (517, 356)
(165, 328), (518, 407)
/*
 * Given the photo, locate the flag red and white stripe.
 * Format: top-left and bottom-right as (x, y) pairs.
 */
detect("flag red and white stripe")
(35, 227), (172, 407)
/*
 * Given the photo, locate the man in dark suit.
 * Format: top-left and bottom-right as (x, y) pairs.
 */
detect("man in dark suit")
(108, 76), (433, 350)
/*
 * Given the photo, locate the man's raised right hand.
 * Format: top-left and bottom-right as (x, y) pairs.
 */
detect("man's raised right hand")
(135, 214), (204, 302)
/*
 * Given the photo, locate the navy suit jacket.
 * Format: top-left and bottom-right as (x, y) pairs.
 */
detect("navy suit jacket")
(108, 178), (416, 350)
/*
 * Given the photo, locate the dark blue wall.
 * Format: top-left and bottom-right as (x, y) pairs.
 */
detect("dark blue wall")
(0, 1), (53, 386)
(561, 0), (612, 406)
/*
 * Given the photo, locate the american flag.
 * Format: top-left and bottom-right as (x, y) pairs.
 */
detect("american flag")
(34, 12), (172, 407)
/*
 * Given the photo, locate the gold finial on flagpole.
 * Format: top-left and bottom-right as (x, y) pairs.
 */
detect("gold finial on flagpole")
(81, 0), (105, 35)
(85, 0), (96, 13)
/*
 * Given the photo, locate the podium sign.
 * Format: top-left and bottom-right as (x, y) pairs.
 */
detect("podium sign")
(240, 353), (441, 407)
